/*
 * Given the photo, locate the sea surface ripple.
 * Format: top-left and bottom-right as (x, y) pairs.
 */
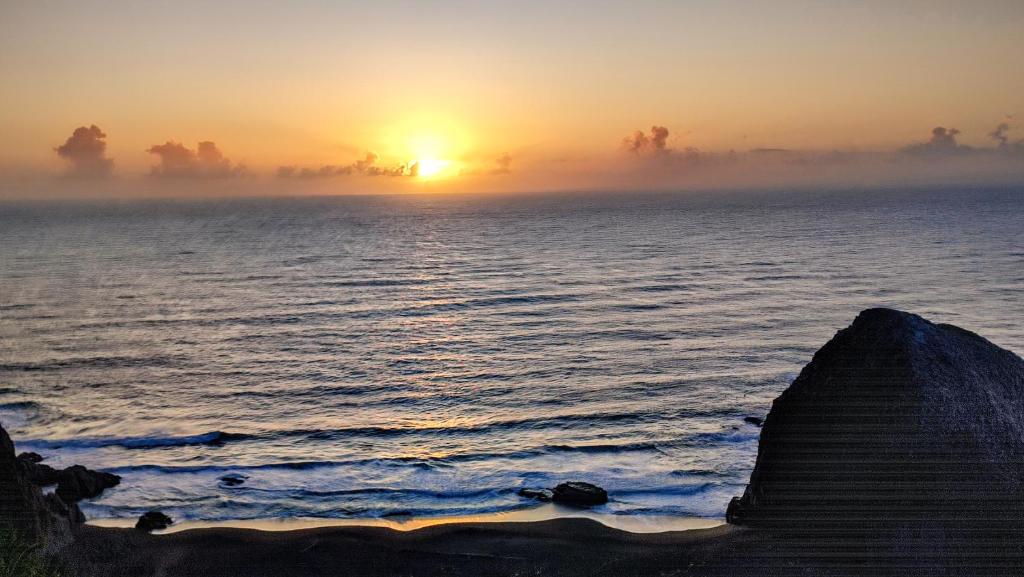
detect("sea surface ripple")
(1, 187), (1022, 522)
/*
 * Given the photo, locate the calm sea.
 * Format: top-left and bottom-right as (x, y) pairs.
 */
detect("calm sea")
(1, 187), (1022, 523)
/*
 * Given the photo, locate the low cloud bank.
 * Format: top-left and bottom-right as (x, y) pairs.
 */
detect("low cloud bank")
(147, 141), (246, 178)
(54, 125), (114, 178)
(605, 123), (1024, 191)
(276, 152), (419, 179)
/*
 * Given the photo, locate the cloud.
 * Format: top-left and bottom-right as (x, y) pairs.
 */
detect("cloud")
(277, 151), (417, 179)
(623, 125), (670, 154)
(460, 153), (514, 177)
(989, 120), (1012, 148)
(147, 140), (246, 178)
(901, 126), (975, 155)
(620, 125), (721, 172)
(54, 125), (114, 177)
(492, 153), (512, 175)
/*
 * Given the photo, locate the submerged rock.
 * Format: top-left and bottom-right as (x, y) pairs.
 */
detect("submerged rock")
(135, 511), (173, 532)
(552, 482), (608, 506)
(55, 464), (121, 503)
(742, 416), (764, 427)
(518, 488), (554, 502)
(218, 473), (247, 487)
(728, 308), (1024, 530)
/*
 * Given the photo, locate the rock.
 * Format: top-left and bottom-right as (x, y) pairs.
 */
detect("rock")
(518, 488), (554, 502)
(44, 493), (85, 524)
(55, 465), (121, 503)
(218, 473), (247, 487)
(135, 511), (173, 532)
(0, 424), (71, 547)
(743, 416), (763, 427)
(18, 451), (44, 463)
(728, 308), (1024, 530)
(19, 460), (60, 486)
(551, 482), (608, 506)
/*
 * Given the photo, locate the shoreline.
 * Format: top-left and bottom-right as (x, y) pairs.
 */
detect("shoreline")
(86, 503), (724, 534)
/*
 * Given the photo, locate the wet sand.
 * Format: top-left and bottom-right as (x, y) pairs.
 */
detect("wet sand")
(87, 504), (723, 534)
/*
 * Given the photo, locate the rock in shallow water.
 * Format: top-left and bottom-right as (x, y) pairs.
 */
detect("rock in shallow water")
(552, 482), (608, 506)
(727, 308), (1024, 530)
(135, 511), (173, 532)
(218, 473), (247, 487)
(55, 464), (121, 503)
(518, 488), (554, 502)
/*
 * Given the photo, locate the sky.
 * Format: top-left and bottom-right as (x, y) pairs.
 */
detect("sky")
(2, 0), (1023, 196)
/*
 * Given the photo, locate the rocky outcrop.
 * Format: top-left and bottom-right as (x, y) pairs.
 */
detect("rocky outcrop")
(56, 465), (121, 503)
(135, 511), (173, 532)
(728, 308), (1024, 530)
(0, 423), (76, 561)
(19, 457), (60, 486)
(552, 482), (608, 506)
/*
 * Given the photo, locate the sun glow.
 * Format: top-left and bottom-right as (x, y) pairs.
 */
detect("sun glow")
(415, 158), (451, 179)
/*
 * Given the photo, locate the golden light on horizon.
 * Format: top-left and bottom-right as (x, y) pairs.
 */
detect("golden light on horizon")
(403, 128), (459, 180)
(415, 158), (452, 179)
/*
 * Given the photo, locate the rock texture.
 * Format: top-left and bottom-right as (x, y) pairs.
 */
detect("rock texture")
(552, 482), (608, 506)
(56, 465), (121, 503)
(136, 511), (173, 532)
(727, 308), (1024, 530)
(0, 423), (52, 539)
(0, 422), (81, 565)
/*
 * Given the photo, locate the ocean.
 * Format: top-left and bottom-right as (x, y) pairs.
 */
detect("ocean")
(1, 187), (1022, 524)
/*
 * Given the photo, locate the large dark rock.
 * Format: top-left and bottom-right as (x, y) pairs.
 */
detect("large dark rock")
(135, 510), (173, 532)
(552, 482), (608, 506)
(727, 308), (1024, 530)
(55, 464), (121, 503)
(18, 461), (60, 487)
(0, 423), (71, 547)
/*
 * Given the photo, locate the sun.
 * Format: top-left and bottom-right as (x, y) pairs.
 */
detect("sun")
(415, 158), (451, 179)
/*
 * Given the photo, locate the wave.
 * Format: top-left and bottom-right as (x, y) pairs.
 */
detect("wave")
(0, 401), (40, 411)
(20, 430), (246, 450)
(98, 436), (740, 476)
(0, 355), (183, 372)
(18, 411), (757, 457)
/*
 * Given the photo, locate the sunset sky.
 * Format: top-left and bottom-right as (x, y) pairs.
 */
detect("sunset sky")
(2, 0), (1023, 195)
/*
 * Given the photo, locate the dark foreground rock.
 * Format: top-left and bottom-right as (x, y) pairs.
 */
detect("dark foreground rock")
(728, 308), (1024, 531)
(56, 465), (121, 503)
(551, 482), (608, 506)
(19, 458), (60, 486)
(0, 423), (74, 563)
(136, 511), (173, 532)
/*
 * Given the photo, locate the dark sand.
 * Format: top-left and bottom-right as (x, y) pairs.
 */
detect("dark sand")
(67, 517), (1024, 577)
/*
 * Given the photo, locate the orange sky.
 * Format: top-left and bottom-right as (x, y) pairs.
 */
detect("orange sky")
(1, 1), (1023, 195)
